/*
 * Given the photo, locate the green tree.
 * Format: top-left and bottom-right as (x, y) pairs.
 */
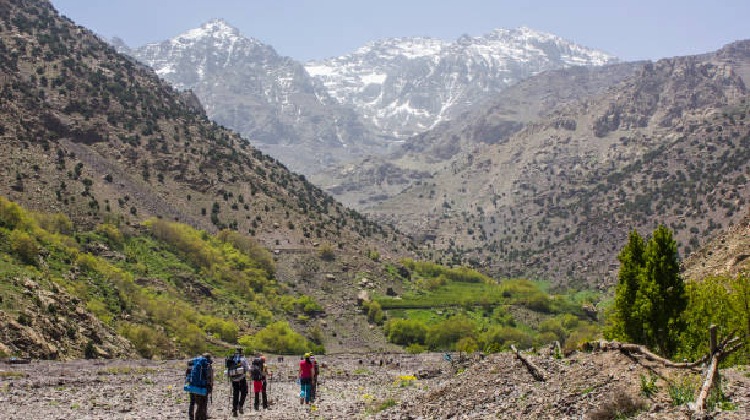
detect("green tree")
(679, 274), (750, 364)
(9, 230), (39, 266)
(426, 316), (475, 350)
(384, 318), (428, 345)
(607, 226), (686, 357)
(609, 230), (646, 342)
(640, 225), (686, 357)
(238, 321), (322, 355)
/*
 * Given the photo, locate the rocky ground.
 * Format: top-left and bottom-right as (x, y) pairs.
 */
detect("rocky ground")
(0, 350), (747, 419)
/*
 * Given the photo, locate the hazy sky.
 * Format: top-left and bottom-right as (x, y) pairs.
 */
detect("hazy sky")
(50, 0), (749, 62)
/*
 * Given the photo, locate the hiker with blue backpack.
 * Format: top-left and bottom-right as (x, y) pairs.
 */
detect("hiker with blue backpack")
(226, 348), (250, 417)
(184, 353), (213, 420)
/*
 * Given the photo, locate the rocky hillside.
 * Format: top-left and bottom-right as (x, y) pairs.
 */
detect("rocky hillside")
(313, 61), (644, 208)
(0, 0), (412, 255)
(370, 42), (750, 288)
(0, 276), (137, 360)
(306, 27), (617, 139)
(0, 0), (422, 356)
(682, 209), (750, 281)
(119, 19), (395, 175)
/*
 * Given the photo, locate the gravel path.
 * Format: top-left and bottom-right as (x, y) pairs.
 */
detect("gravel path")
(1, 352), (748, 419)
(0, 354), (445, 420)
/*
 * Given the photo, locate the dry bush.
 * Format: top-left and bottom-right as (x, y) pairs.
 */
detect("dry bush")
(587, 390), (646, 420)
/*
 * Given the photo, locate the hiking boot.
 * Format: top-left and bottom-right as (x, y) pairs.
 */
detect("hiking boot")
(232, 409), (238, 417)
(238, 406), (244, 414)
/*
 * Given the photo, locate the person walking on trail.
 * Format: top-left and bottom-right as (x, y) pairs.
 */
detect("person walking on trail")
(251, 353), (269, 410)
(186, 353), (213, 420)
(299, 352), (314, 405)
(226, 348), (249, 417)
(310, 354), (320, 403)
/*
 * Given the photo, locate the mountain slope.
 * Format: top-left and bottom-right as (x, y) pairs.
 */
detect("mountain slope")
(306, 27), (618, 138)
(313, 62), (644, 208)
(122, 19), (394, 174)
(370, 42), (750, 287)
(682, 209), (750, 281)
(0, 0), (418, 355)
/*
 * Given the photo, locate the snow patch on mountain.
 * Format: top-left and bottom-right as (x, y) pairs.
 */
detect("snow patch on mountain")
(305, 27), (618, 137)
(135, 18), (267, 89)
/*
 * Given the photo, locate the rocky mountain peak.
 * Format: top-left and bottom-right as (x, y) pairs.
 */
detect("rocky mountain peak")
(134, 18), (274, 90)
(174, 18), (245, 44)
(305, 27), (618, 138)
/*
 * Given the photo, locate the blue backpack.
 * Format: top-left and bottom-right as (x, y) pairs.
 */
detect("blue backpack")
(184, 356), (211, 395)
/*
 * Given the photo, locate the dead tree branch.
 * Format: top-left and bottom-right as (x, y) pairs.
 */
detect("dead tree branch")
(694, 336), (744, 415)
(511, 344), (546, 382)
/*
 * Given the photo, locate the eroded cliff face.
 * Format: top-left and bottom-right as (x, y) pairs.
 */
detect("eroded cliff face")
(0, 277), (137, 360)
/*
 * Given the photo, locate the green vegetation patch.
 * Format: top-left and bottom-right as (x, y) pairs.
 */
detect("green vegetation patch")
(0, 196), (325, 358)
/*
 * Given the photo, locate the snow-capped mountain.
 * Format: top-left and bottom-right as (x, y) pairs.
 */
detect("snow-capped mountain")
(119, 21), (617, 176)
(123, 19), (391, 173)
(305, 27), (618, 138)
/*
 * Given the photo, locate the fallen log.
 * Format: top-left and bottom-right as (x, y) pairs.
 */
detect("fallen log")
(594, 341), (708, 370)
(4, 357), (32, 365)
(510, 344), (546, 382)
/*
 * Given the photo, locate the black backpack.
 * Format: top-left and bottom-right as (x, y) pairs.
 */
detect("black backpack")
(250, 357), (263, 381)
(226, 355), (245, 381)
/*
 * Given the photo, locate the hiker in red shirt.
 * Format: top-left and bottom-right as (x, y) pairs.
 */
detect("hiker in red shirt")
(298, 352), (314, 404)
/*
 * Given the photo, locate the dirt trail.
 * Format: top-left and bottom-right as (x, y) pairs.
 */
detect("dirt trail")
(1, 352), (748, 419)
(0, 354), (444, 420)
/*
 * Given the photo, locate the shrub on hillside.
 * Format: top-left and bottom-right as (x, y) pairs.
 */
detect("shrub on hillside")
(35, 212), (73, 235)
(0, 197), (33, 230)
(426, 316), (475, 350)
(200, 316), (239, 343)
(362, 301), (384, 325)
(318, 243), (335, 261)
(95, 223), (124, 247)
(384, 318), (427, 346)
(678, 274), (750, 364)
(119, 323), (173, 358)
(9, 230), (39, 265)
(238, 321), (323, 355)
(479, 325), (533, 352)
(216, 229), (274, 276)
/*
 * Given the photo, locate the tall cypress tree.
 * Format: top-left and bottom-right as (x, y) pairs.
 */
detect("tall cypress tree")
(611, 230), (646, 342)
(608, 225), (686, 358)
(639, 225), (686, 357)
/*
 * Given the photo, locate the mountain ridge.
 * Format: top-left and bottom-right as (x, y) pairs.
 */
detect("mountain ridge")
(118, 20), (616, 177)
(305, 26), (618, 138)
(368, 43), (750, 287)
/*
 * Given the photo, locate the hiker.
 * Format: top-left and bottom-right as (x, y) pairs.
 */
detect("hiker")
(299, 352), (314, 405)
(226, 348), (250, 417)
(185, 353), (213, 420)
(310, 354), (320, 402)
(251, 353), (268, 410)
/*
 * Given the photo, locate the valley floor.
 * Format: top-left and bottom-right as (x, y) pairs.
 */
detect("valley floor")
(0, 351), (747, 419)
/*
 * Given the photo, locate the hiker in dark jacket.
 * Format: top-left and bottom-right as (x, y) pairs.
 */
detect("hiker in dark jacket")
(310, 354), (320, 402)
(251, 353), (269, 410)
(227, 348), (249, 417)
